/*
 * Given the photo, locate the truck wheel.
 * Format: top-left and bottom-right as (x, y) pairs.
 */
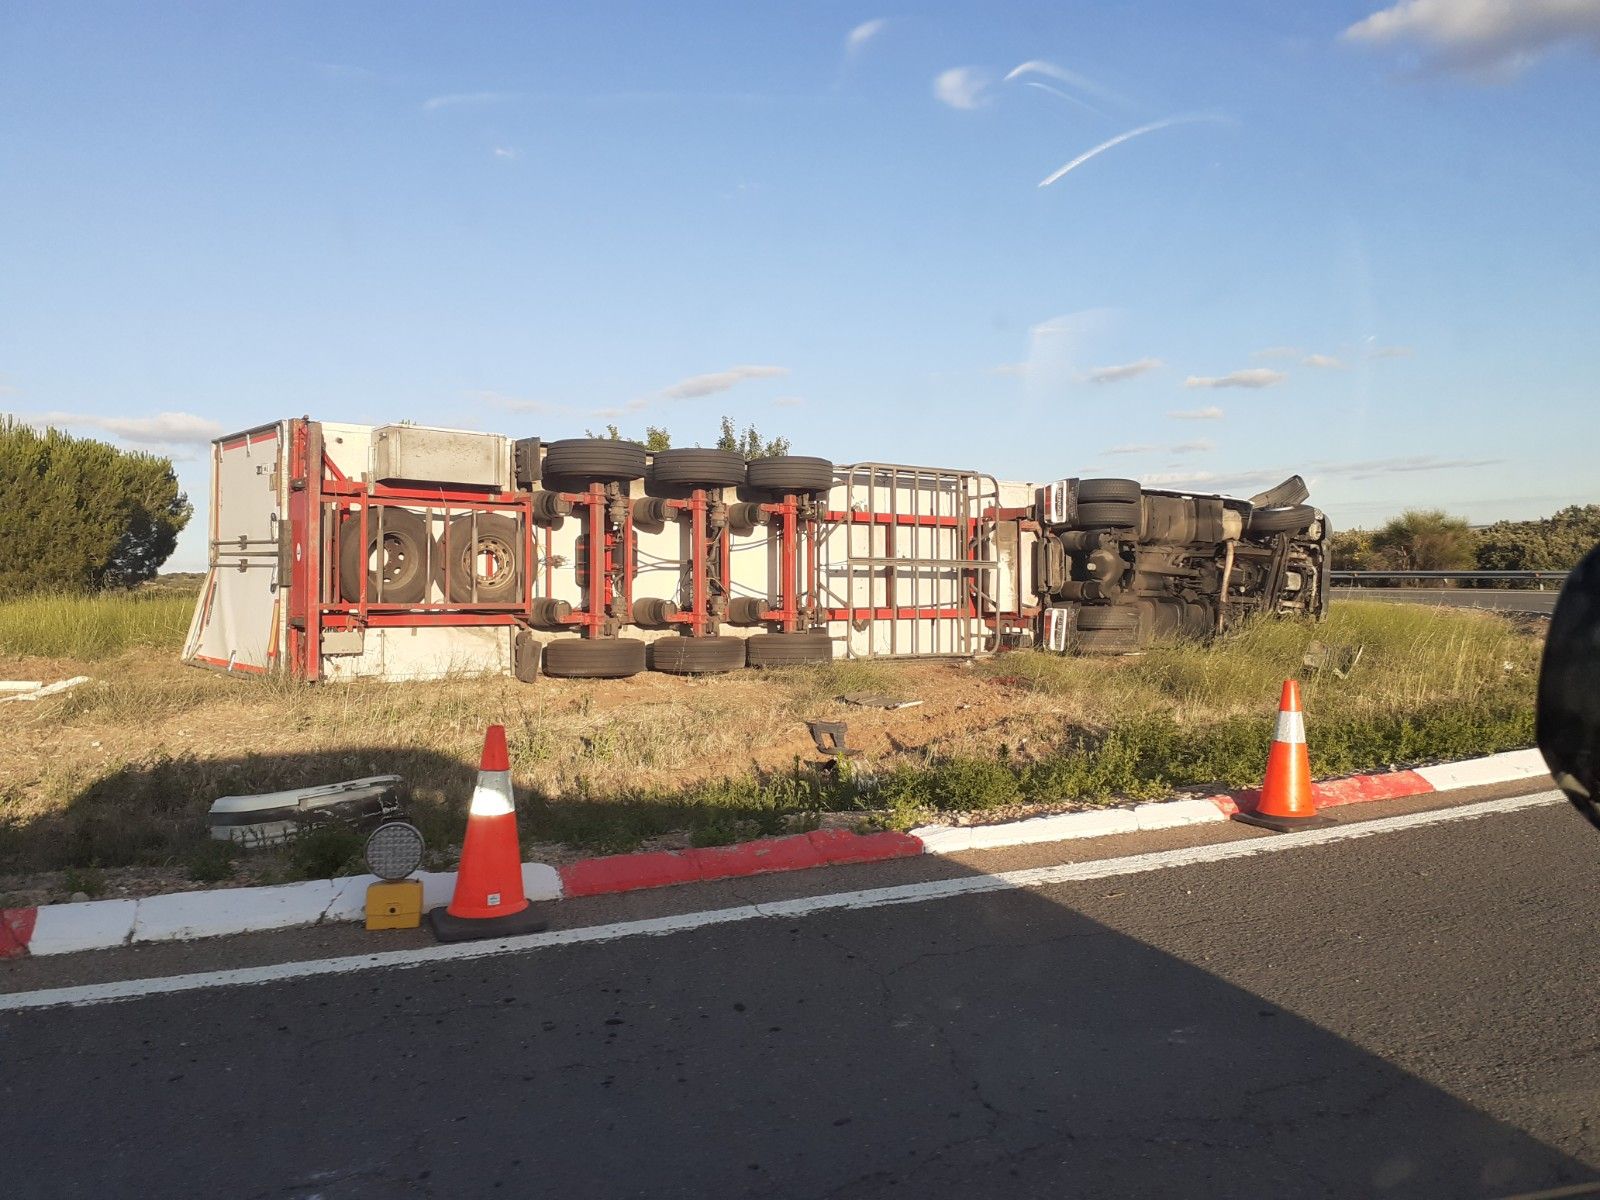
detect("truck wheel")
(1075, 501), (1141, 529)
(513, 631), (540, 683)
(542, 637), (647, 679)
(1247, 504), (1317, 535)
(648, 636), (746, 675)
(1076, 478), (1142, 504)
(632, 597), (680, 627)
(745, 630), (833, 667)
(442, 513), (523, 604)
(647, 449), (747, 492)
(746, 456), (835, 495)
(1076, 629), (1141, 655)
(1076, 605), (1139, 632)
(338, 508), (433, 604)
(541, 438), (648, 483)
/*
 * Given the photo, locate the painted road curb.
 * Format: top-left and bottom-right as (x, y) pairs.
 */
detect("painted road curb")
(0, 748), (1553, 957)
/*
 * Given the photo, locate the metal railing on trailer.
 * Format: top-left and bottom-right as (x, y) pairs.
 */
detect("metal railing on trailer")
(288, 420), (541, 681)
(818, 463), (1007, 659)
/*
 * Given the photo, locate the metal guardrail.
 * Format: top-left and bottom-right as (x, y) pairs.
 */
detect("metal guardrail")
(1333, 570), (1569, 586)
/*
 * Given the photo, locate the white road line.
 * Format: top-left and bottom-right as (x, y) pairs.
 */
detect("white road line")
(0, 790), (1569, 1014)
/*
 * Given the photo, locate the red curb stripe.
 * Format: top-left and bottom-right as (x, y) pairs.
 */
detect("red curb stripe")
(0, 907), (37, 959)
(1313, 769), (1433, 808)
(1219, 768), (1437, 818)
(558, 830), (926, 899)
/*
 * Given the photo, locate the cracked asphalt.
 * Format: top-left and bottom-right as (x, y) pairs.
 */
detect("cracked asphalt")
(4, 795), (1599, 1198)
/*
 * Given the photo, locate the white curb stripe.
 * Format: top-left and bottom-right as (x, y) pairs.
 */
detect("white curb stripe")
(1416, 748), (1548, 791)
(0, 790), (1567, 1014)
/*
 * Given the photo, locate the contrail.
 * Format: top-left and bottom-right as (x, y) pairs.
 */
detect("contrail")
(1021, 79), (1106, 118)
(1038, 113), (1226, 188)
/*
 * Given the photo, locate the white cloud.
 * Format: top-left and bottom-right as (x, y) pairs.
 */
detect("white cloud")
(1251, 345), (1301, 360)
(1167, 406), (1225, 421)
(661, 365), (789, 401)
(1301, 353), (1345, 369)
(1185, 368), (1286, 389)
(1141, 468), (1287, 491)
(39, 410), (224, 446)
(846, 18), (889, 53)
(473, 390), (577, 416)
(1368, 344), (1415, 359)
(1146, 453), (1502, 494)
(1317, 453), (1503, 479)
(1104, 438), (1214, 458)
(1086, 357), (1162, 384)
(492, 146), (517, 159)
(934, 67), (991, 110)
(422, 91), (518, 112)
(1342, 0), (1600, 79)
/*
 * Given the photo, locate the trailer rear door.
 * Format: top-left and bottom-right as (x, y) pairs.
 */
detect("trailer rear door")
(182, 422), (288, 674)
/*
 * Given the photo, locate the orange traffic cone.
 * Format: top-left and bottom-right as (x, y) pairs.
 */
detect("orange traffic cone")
(1232, 680), (1336, 833)
(428, 724), (549, 942)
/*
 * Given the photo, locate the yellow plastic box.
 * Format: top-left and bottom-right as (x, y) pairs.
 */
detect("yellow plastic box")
(365, 879), (424, 930)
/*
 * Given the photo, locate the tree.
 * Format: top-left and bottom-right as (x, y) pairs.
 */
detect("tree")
(1475, 505), (1600, 572)
(1370, 509), (1476, 574)
(715, 416), (789, 460)
(1328, 528), (1377, 572)
(583, 424), (671, 451)
(0, 416), (193, 596)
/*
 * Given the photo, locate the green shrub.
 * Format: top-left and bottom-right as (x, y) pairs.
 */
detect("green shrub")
(287, 826), (367, 880)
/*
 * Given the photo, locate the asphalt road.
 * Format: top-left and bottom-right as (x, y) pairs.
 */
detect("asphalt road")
(1336, 586), (1559, 613)
(5, 795), (1598, 1199)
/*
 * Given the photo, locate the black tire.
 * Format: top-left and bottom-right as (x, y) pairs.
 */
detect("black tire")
(726, 596), (766, 625)
(1075, 500), (1141, 528)
(541, 438), (647, 483)
(441, 513), (523, 604)
(648, 636), (746, 675)
(746, 456), (835, 495)
(1077, 478), (1142, 504)
(632, 597), (679, 627)
(513, 631), (540, 683)
(338, 508), (433, 604)
(746, 630), (833, 667)
(542, 637), (647, 679)
(1076, 628), (1141, 656)
(647, 449), (747, 491)
(1076, 605), (1139, 632)
(1248, 504), (1317, 535)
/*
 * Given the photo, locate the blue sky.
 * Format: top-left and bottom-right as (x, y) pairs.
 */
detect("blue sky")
(3, 1), (1598, 569)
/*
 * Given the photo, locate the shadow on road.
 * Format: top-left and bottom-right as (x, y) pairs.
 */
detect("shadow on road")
(5, 818), (1597, 1199)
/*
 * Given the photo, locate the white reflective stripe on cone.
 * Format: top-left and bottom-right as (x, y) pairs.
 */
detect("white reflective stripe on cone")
(469, 769), (515, 817)
(1274, 709), (1307, 745)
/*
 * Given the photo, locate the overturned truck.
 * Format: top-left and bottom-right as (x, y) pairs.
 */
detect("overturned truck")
(183, 418), (1327, 681)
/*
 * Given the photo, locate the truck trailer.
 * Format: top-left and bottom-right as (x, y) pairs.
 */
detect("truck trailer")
(182, 419), (1327, 681)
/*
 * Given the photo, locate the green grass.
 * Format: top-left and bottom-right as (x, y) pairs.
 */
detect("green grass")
(0, 589), (197, 660)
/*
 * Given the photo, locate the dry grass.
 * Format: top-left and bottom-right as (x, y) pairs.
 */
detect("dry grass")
(0, 591), (1543, 890)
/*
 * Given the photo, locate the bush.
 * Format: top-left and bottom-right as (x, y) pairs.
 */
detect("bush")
(0, 417), (192, 596)
(287, 826), (367, 880)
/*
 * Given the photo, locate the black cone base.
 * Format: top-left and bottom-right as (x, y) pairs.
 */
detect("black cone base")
(1232, 810), (1337, 834)
(428, 904), (549, 943)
